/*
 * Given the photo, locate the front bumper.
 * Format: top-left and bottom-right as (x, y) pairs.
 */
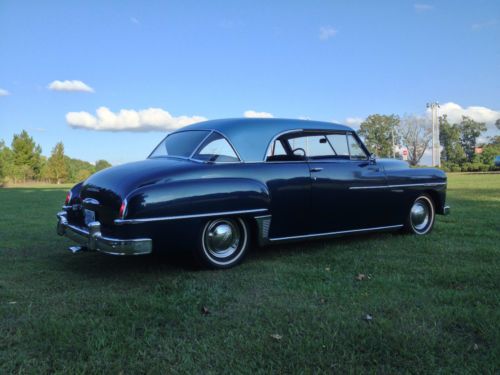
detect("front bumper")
(56, 211), (152, 255)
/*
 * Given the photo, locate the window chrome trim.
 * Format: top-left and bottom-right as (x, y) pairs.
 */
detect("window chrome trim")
(114, 208), (269, 225)
(263, 129), (369, 163)
(189, 130), (215, 158)
(349, 182), (447, 190)
(147, 129), (212, 159)
(263, 129), (304, 161)
(148, 129), (243, 164)
(269, 224), (404, 242)
(190, 130), (243, 164)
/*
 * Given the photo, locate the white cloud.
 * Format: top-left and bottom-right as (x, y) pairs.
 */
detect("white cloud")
(471, 19), (497, 30)
(429, 102), (500, 131)
(48, 80), (94, 93)
(243, 110), (274, 118)
(66, 107), (207, 131)
(0, 88), (10, 96)
(319, 26), (338, 41)
(414, 3), (434, 12)
(344, 117), (365, 128)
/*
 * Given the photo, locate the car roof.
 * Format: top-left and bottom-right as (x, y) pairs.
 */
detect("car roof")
(178, 118), (353, 162)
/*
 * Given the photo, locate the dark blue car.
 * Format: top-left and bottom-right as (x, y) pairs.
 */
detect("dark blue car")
(57, 118), (449, 269)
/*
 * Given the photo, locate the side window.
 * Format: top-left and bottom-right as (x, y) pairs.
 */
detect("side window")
(288, 136), (308, 155)
(267, 140), (287, 157)
(287, 135), (335, 158)
(306, 136), (335, 157)
(347, 134), (367, 159)
(326, 134), (350, 156)
(194, 133), (240, 162)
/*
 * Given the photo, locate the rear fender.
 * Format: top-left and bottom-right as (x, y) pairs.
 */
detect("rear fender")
(125, 177), (271, 220)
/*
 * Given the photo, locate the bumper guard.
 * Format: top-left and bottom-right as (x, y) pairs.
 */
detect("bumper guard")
(56, 211), (152, 255)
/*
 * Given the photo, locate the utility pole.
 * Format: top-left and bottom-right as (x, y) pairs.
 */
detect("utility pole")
(391, 127), (396, 158)
(426, 102), (440, 167)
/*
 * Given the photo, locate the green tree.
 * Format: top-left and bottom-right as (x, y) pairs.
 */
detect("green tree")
(458, 116), (487, 162)
(76, 169), (92, 181)
(488, 135), (500, 146)
(11, 130), (42, 182)
(0, 140), (6, 183)
(439, 115), (466, 165)
(479, 136), (500, 168)
(358, 114), (400, 157)
(479, 144), (500, 167)
(0, 141), (14, 183)
(95, 159), (112, 172)
(496, 118), (500, 130)
(66, 157), (96, 182)
(47, 142), (69, 184)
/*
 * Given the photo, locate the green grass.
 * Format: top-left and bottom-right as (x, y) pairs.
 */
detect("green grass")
(1, 174), (499, 373)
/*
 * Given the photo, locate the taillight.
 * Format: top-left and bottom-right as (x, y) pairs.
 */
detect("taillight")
(65, 191), (72, 205)
(119, 199), (127, 219)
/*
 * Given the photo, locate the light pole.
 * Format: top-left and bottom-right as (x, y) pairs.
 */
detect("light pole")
(426, 102), (440, 167)
(391, 127), (396, 158)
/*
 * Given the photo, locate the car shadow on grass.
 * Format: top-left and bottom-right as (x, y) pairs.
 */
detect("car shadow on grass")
(56, 231), (399, 277)
(249, 231), (398, 261)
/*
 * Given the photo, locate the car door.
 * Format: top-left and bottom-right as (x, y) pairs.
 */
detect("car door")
(256, 138), (312, 239)
(304, 131), (392, 233)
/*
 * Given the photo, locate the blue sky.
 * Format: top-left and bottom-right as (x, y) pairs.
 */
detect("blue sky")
(1, 0), (499, 164)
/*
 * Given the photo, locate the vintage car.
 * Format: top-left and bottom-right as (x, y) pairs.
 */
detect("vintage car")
(57, 118), (449, 268)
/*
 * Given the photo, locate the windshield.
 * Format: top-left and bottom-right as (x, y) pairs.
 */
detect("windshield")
(149, 130), (210, 158)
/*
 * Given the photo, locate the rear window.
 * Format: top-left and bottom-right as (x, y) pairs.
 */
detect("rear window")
(149, 131), (210, 158)
(193, 132), (240, 162)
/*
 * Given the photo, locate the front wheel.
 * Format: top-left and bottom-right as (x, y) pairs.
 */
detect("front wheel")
(194, 217), (250, 269)
(404, 195), (435, 235)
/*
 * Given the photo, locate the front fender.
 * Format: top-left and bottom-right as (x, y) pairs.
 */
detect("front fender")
(124, 177), (271, 220)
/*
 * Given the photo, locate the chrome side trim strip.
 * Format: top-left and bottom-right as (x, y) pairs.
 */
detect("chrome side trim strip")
(349, 182), (446, 190)
(115, 208), (269, 225)
(269, 224), (403, 242)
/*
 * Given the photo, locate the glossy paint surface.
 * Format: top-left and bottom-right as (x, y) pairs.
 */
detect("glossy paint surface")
(65, 119), (448, 252)
(167, 118), (352, 162)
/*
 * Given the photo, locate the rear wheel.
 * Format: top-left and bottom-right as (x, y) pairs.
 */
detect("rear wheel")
(194, 217), (250, 269)
(404, 194), (435, 235)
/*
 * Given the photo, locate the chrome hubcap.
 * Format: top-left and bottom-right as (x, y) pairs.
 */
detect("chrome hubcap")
(411, 201), (429, 231)
(204, 219), (241, 259)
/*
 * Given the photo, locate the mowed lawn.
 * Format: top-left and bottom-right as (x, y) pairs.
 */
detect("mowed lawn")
(0, 174), (499, 373)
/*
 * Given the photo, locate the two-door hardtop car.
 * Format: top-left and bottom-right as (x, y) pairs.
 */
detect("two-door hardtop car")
(57, 118), (449, 268)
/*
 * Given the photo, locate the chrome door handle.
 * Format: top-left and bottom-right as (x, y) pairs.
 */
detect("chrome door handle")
(310, 167), (323, 172)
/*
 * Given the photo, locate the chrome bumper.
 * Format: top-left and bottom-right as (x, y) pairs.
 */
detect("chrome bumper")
(443, 205), (450, 215)
(56, 211), (152, 255)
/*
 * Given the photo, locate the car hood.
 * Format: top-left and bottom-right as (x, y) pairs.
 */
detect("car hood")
(82, 158), (196, 200)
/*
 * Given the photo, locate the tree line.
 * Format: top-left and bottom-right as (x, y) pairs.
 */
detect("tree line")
(0, 130), (111, 185)
(358, 114), (500, 172)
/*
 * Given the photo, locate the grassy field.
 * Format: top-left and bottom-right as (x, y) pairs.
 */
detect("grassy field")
(1, 174), (499, 373)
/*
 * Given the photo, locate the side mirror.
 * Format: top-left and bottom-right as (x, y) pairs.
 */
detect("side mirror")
(369, 153), (376, 164)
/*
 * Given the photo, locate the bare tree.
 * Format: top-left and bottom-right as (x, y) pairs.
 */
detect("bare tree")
(399, 115), (432, 166)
